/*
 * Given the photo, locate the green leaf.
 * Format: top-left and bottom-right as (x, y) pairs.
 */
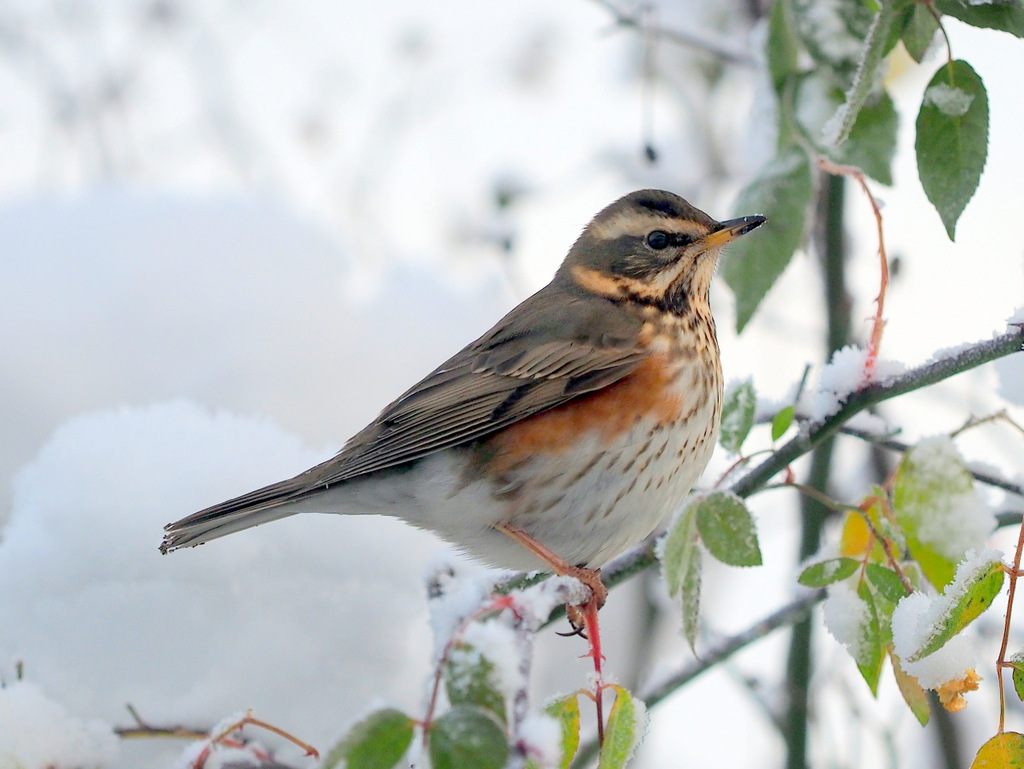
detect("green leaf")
(866, 563), (910, 604)
(937, 0), (1024, 38)
(681, 541), (702, 652)
(908, 558), (1004, 662)
(915, 60), (989, 240)
(901, 3), (940, 62)
(660, 503), (703, 650)
(891, 653), (931, 726)
(445, 640), (507, 725)
(837, 90), (899, 185)
(720, 379), (757, 453)
(892, 437), (993, 589)
(767, 0), (799, 94)
(694, 492), (763, 567)
(821, 0), (905, 148)
(855, 582), (886, 695)
(798, 557), (860, 588)
(598, 686), (647, 769)
(429, 706), (508, 769)
(322, 708), (415, 769)
(720, 146), (813, 332)
(543, 695), (581, 769)
(771, 405), (795, 442)
(1009, 652), (1024, 703)
(661, 503), (699, 597)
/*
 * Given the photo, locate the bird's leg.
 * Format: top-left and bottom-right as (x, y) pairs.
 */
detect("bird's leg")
(495, 523), (608, 609)
(496, 522), (607, 746)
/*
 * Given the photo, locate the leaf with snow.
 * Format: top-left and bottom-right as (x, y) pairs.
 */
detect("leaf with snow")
(720, 379), (757, 453)
(446, 639), (509, 725)
(820, 0), (904, 148)
(902, 556), (1004, 663)
(792, 72), (898, 185)
(798, 557), (859, 588)
(695, 492), (762, 567)
(720, 146), (813, 332)
(892, 437), (996, 589)
(322, 708), (415, 769)
(823, 582), (884, 694)
(429, 706), (508, 769)
(969, 732), (1024, 769)
(542, 695), (580, 769)
(598, 686), (648, 769)
(915, 60), (989, 240)
(791, 0), (876, 74)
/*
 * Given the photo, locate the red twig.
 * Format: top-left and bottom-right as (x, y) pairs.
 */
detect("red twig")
(996, 524), (1024, 733)
(818, 158), (890, 376)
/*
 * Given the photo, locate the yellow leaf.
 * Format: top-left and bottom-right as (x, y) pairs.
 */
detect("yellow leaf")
(970, 731), (1024, 769)
(840, 512), (871, 557)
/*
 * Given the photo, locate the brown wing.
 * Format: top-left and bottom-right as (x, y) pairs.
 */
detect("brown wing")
(308, 281), (648, 485)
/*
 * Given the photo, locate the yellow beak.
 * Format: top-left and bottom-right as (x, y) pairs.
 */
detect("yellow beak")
(701, 215), (767, 249)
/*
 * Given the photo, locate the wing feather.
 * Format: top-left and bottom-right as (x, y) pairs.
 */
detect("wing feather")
(311, 285), (648, 485)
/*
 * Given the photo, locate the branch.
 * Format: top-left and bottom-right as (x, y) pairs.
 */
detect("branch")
(732, 330), (1024, 499)
(840, 424), (1024, 499)
(590, 0), (757, 66)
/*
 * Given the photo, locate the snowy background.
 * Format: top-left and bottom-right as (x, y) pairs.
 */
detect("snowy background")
(1, 1), (1023, 767)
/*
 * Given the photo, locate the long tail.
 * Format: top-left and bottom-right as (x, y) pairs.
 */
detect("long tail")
(160, 474), (315, 553)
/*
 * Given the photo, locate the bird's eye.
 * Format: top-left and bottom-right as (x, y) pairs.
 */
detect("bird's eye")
(646, 230), (670, 250)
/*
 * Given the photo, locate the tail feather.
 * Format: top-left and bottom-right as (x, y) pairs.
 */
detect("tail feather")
(160, 475), (314, 553)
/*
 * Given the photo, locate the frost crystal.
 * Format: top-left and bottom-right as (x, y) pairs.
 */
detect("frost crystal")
(924, 84), (975, 117)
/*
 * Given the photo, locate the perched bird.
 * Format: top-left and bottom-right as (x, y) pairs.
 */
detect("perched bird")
(162, 190), (765, 607)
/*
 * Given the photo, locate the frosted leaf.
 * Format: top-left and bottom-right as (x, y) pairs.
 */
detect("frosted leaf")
(822, 582), (871, 664)
(891, 550), (1003, 687)
(457, 619), (525, 702)
(516, 713), (562, 767)
(901, 438), (996, 562)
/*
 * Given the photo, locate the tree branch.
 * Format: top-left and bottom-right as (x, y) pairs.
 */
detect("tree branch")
(732, 330), (1024, 499)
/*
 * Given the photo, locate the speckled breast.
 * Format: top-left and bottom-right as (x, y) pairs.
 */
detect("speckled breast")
(477, 311), (724, 568)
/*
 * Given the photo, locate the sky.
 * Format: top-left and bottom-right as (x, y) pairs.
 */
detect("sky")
(1, 1), (1023, 768)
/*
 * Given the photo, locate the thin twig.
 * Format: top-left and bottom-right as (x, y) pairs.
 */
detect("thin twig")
(996, 522), (1024, 733)
(818, 158), (889, 374)
(589, 0), (757, 65)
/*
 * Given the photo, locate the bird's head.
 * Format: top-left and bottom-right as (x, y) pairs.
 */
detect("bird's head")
(560, 189), (766, 315)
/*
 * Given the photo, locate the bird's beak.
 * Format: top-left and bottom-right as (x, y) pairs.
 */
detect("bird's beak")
(701, 215), (767, 249)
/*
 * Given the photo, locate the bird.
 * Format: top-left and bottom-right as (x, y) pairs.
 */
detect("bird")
(161, 189), (765, 609)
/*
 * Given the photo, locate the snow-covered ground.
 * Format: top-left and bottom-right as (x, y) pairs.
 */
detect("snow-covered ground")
(2, 2), (1023, 767)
